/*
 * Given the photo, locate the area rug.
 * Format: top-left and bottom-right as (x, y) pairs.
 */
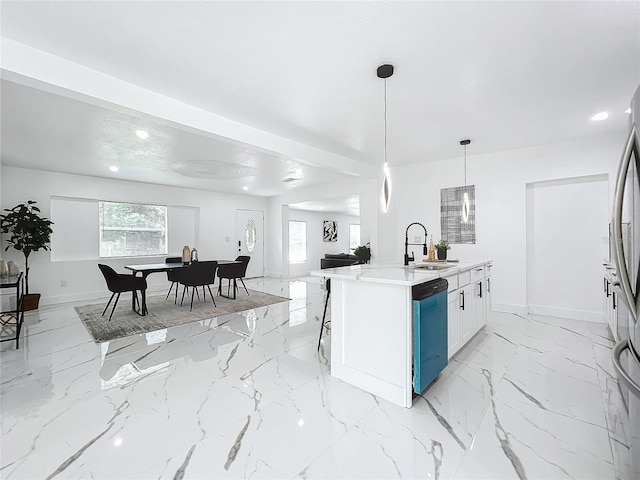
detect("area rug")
(75, 289), (290, 343)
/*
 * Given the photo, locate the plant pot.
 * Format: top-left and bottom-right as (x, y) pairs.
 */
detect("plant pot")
(437, 248), (447, 261)
(22, 293), (41, 311)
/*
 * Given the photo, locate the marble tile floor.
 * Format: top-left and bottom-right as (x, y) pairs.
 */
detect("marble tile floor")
(0, 276), (631, 479)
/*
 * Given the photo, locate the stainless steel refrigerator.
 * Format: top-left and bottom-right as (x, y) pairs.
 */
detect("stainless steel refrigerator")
(612, 83), (640, 480)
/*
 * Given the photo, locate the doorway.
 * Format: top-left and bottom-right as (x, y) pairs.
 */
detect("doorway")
(526, 174), (608, 321)
(236, 209), (264, 278)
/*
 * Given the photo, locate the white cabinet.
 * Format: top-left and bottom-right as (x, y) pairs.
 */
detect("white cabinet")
(483, 276), (492, 324)
(447, 290), (461, 358)
(459, 284), (473, 344)
(447, 263), (492, 359)
(603, 268), (619, 342)
(474, 279), (486, 329)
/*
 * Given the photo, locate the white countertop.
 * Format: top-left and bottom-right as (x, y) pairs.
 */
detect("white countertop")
(310, 260), (492, 287)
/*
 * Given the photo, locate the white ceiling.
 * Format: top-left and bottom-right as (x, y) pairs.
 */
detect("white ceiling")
(290, 195), (360, 217)
(1, 1), (639, 204)
(0, 80), (348, 196)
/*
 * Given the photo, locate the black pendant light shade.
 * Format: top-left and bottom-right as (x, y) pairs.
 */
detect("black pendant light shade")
(377, 64), (394, 79)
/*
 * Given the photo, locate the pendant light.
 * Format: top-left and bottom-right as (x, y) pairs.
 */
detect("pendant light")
(460, 139), (471, 223)
(378, 64), (394, 213)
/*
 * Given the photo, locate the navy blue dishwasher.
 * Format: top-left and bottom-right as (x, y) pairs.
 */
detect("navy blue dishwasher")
(412, 278), (448, 394)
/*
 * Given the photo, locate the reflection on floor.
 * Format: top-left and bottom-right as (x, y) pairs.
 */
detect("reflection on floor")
(0, 276), (631, 479)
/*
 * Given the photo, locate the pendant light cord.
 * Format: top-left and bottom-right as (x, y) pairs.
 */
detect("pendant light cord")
(384, 78), (388, 165)
(464, 144), (467, 187)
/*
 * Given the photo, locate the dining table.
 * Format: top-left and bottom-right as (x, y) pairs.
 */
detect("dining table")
(124, 260), (240, 315)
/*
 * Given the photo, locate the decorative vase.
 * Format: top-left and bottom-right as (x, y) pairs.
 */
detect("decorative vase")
(7, 261), (19, 276)
(0, 261), (7, 278)
(182, 245), (191, 265)
(437, 248), (447, 261)
(190, 247), (198, 262)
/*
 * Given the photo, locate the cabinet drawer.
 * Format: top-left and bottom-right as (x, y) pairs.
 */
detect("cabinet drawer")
(458, 270), (471, 287)
(442, 272), (458, 290)
(470, 266), (485, 282)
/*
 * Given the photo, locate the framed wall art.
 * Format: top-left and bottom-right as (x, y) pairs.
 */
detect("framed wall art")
(323, 220), (337, 242)
(440, 185), (476, 244)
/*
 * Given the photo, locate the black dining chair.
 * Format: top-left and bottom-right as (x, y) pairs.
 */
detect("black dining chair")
(235, 255), (251, 295)
(217, 262), (244, 299)
(98, 264), (147, 321)
(165, 256), (183, 303)
(176, 261), (218, 311)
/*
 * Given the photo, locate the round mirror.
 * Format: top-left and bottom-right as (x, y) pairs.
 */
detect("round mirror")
(245, 219), (256, 253)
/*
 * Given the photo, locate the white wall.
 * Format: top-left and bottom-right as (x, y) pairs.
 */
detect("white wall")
(526, 175), (609, 322)
(1, 166), (267, 305)
(381, 133), (624, 318)
(288, 210), (360, 276)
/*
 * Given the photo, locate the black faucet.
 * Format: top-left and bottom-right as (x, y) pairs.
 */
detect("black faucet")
(404, 222), (428, 265)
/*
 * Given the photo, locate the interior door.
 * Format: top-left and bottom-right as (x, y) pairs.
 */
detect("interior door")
(236, 209), (264, 278)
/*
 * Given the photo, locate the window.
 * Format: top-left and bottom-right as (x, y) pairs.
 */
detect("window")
(99, 201), (167, 257)
(289, 220), (307, 263)
(349, 224), (361, 251)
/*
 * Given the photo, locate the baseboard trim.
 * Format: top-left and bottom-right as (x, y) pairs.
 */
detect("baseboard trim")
(527, 304), (603, 323)
(492, 303), (528, 315)
(288, 272), (310, 279)
(38, 285), (168, 307)
(265, 271), (288, 279)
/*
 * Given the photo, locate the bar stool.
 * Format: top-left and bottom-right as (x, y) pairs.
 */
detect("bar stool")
(317, 278), (331, 351)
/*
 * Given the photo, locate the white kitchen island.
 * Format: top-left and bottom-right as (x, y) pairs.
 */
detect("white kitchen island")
(311, 260), (492, 408)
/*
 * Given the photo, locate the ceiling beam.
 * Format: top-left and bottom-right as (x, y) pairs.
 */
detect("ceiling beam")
(1, 38), (377, 178)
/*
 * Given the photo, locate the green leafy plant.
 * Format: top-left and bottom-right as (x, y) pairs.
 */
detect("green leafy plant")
(0, 201), (54, 294)
(435, 240), (451, 251)
(353, 243), (371, 264)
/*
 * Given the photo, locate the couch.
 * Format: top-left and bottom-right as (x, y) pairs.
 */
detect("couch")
(320, 253), (359, 269)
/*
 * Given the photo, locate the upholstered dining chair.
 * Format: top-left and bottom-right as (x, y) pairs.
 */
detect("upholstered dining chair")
(176, 261), (218, 311)
(217, 258), (249, 299)
(235, 255), (251, 295)
(98, 264), (147, 321)
(165, 256), (183, 303)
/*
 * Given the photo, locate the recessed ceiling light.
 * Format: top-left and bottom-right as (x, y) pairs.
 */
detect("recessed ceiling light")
(242, 186), (248, 191)
(590, 112), (609, 121)
(109, 165), (119, 172)
(624, 107), (631, 114)
(135, 129), (149, 139)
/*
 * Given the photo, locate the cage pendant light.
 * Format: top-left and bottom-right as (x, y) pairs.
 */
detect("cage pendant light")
(378, 64), (394, 213)
(460, 139), (471, 223)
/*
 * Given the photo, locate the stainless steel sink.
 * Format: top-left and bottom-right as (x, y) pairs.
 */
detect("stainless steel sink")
(413, 264), (452, 271)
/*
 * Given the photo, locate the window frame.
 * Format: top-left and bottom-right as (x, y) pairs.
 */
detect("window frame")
(349, 223), (361, 252)
(288, 220), (307, 264)
(99, 200), (168, 259)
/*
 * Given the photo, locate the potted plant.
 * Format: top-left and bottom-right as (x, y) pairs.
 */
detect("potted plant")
(435, 240), (451, 260)
(353, 243), (371, 264)
(0, 201), (54, 310)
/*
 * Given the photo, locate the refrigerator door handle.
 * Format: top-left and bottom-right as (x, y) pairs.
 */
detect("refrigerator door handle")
(612, 125), (639, 322)
(612, 339), (640, 398)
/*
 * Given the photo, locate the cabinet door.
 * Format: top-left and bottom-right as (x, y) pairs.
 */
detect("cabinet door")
(475, 279), (486, 330)
(484, 277), (492, 324)
(604, 277), (615, 337)
(459, 287), (472, 344)
(447, 290), (460, 359)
